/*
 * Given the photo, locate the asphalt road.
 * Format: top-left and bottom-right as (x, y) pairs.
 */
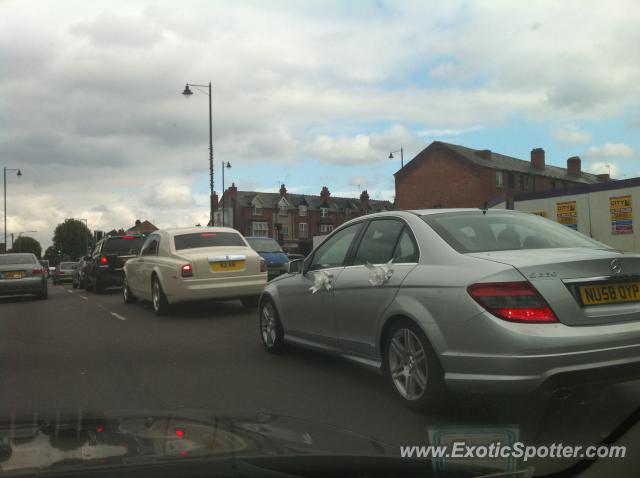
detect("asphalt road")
(1, 283), (639, 474)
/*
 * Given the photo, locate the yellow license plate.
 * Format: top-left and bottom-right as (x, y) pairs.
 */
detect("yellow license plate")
(4, 271), (24, 280)
(579, 282), (640, 306)
(210, 260), (245, 272)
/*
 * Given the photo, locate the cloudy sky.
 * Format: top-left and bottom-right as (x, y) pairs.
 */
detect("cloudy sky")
(2, 0), (640, 248)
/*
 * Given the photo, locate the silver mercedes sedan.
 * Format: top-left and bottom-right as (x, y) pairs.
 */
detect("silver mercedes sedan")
(258, 209), (640, 410)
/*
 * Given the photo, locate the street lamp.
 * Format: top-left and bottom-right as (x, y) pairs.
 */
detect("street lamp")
(221, 161), (231, 227)
(389, 148), (404, 168)
(3, 167), (22, 253)
(78, 218), (89, 255)
(182, 82), (215, 226)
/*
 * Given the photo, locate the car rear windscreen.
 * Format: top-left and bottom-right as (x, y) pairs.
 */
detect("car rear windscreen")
(423, 211), (607, 253)
(0, 255), (36, 266)
(104, 236), (145, 253)
(174, 232), (246, 250)
(60, 262), (79, 269)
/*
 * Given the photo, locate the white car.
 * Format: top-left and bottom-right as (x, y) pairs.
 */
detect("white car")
(123, 227), (267, 315)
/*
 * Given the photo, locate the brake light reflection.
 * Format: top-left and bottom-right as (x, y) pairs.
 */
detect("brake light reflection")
(200, 233), (217, 237)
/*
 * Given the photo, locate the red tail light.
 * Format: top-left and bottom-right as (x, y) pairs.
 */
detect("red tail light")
(181, 264), (193, 277)
(260, 260), (267, 273)
(99, 256), (108, 264)
(175, 427), (186, 438)
(96, 425), (104, 433)
(32, 268), (45, 275)
(467, 281), (558, 323)
(122, 235), (136, 239)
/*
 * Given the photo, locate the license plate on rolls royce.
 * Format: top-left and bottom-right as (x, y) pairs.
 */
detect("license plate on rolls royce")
(210, 261), (245, 272)
(579, 282), (640, 306)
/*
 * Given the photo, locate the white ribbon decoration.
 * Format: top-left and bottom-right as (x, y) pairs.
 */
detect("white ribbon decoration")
(309, 270), (333, 294)
(365, 259), (394, 286)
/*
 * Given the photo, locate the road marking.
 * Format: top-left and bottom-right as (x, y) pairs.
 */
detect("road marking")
(110, 312), (126, 321)
(79, 295), (88, 300)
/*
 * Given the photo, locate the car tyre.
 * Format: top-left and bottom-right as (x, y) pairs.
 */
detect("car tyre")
(151, 276), (169, 316)
(241, 296), (260, 308)
(259, 299), (285, 353)
(123, 276), (137, 304)
(383, 319), (445, 411)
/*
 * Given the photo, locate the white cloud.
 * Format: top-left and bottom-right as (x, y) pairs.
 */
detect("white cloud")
(348, 176), (368, 187)
(585, 162), (621, 178)
(552, 124), (592, 145)
(586, 143), (636, 159)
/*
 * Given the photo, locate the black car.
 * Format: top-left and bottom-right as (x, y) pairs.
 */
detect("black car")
(84, 234), (145, 293)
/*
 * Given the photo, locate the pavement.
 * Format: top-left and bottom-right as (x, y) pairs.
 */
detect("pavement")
(1, 284), (639, 474)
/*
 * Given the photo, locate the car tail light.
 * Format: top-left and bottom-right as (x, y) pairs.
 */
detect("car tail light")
(181, 264), (193, 277)
(122, 235), (136, 239)
(32, 268), (45, 275)
(467, 281), (558, 323)
(99, 256), (108, 264)
(260, 259), (267, 273)
(175, 427), (186, 438)
(96, 425), (104, 433)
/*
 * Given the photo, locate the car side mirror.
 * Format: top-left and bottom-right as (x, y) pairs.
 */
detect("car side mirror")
(288, 259), (303, 274)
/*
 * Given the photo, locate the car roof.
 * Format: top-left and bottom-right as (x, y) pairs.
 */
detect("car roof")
(160, 226), (242, 236)
(245, 236), (277, 240)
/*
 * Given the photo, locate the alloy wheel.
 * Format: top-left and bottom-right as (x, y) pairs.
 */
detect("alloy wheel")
(388, 328), (428, 401)
(261, 302), (277, 347)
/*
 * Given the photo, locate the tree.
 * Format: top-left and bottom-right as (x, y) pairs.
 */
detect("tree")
(52, 219), (92, 261)
(12, 236), (42, 257)
(44, 245), (59, 266)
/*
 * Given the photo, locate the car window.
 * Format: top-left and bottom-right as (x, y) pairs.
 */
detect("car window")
(246, 238), (284, 253)
(308, 222), (363, 271)
(140, 235), (160, 256)
(424, 211), (607, 253)
(0, 255), (35, 265)
(392, 227), (419, 263)
(353, 219), (404, 265)
(103, 236), (146, 254)
(174, 232), (246, 250)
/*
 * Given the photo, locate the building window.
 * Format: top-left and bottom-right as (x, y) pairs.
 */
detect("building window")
(253, 205), (263, 216)
(519, 175), (525, 192)
(279, 204), (288, 216)
(550, 180), (556, 190)
(321, 207), (329, 218)
(299, 205), (307, 216)
(281, 225), (289, 238)
(496, 171), (503, 188)
(508, 173), (515, 189)
(299, 222), (308, 238)
(531, 176), (536, 192)
(251, 221), (268, 237)
(320, 224), (334, 234)
(345, 207), (352, 217)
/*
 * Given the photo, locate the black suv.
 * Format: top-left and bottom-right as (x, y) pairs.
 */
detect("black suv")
(84, 234), (146, 293)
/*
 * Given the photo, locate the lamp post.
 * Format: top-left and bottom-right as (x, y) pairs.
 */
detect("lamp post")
(78, 218), (88, 255)
(388, 148), (404, 168)
(3, 167), (22, 253)
(221, 161), (232, 227)
(182, 82), (215, 226)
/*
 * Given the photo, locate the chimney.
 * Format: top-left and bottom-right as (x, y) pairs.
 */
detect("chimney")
(567, 156), (582, 176)
(475, 149), (492, 160)
(228, 182), (238, 198)
(596, 173), (610, 182)
(360, 190), (370, 209)
(135, 219), (141, 226)
(320, 186), (331, 201)
(279, 183), (287, 197)
(531, 148), (545, 171)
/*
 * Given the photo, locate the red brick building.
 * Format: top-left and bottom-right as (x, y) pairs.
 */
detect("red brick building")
(216, 184), (393, 254)
(395, 141), (610, 210)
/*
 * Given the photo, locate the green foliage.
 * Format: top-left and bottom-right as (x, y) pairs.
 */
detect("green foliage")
(44, 245), (59, 266)
(12, 236), (42, 257)
(52, 219), (92, 261)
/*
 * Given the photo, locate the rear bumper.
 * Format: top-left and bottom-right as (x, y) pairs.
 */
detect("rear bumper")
(0, 277), (45, 296)
(54, 274), (73, 282)
(433, 311), (640, 394)
(165, 274), (267, 304)
(96, 269), (124, 287)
